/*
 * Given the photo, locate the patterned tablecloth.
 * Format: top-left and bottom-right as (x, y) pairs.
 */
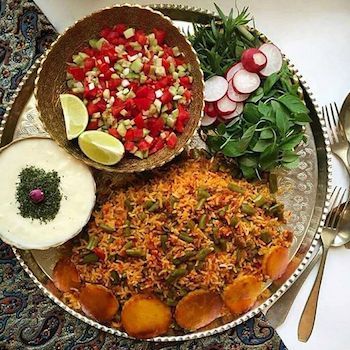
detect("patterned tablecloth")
(0, 1), (287, 349)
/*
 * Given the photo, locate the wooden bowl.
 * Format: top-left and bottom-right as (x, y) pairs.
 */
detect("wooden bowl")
(35, 4), (204, 173)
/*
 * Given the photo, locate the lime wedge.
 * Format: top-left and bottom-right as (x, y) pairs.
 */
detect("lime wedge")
(60, 94), (89, 140)
(78, 131), (125, 165)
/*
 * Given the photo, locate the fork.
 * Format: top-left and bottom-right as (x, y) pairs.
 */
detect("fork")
(324, 103), (350, 176)
(298, 187), (349, 342)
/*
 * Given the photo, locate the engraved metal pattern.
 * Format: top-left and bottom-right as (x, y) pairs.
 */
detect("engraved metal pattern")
(0, 4), (332, 342)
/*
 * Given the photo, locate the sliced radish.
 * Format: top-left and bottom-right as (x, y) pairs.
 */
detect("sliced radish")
(227, 80), (250, 102)
(204, 102), (218, 118)
(241, 48), (267, 73)
(232, 69), (260, 94)
(225, 62), (243, 82)
(259, 43), (283, 77)
(216, 95), (237, 115)
(204, 76), (229, 102)
(221, 102), (244, 121)
(201, 114), (217, 126)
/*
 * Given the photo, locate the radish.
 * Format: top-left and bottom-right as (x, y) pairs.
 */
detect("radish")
(259, 43), (283, 77)
(204, 102), (218, 118)
(201, 114), (217, 126)
(232, 69), (260, 94)
(204, 76), (228, 102)
(227, 80), (250, 102)
(221, 102), (244, 120)
(225, 62), (243, 82)
(216, 95), (237, 115)
(241, 48), (267, 73)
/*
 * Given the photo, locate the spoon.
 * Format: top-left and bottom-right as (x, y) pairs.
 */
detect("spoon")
(265, 200), (350, 328)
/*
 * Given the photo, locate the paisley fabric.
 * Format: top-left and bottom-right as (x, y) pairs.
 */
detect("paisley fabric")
(0, 1), (288, 349)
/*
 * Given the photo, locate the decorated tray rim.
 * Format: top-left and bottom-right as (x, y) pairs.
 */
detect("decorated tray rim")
(0, 3), (332, 342)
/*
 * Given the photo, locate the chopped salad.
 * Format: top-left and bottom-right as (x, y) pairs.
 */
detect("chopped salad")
(66, 24), (193, 159)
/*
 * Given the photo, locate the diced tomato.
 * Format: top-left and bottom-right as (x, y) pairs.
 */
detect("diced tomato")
(161, 90), (172, 104)
(111, 104), (123, 117)
(153, 28), (166, 45)
(135, 30), (147, 45)
(143, 63), (151, 75)
(108, 127), (120, 138)
(179, 76), (191, 88)
(117, 37), (127, 45)
(99, 69), (112, 80)
(138, 139), (150, 151)
(114, 24), (127, 34)
(183, 90), (192, 101)
(82, 47), (95, 57)
(162, 58), (170, 71)
(86, 120), (99, 130)
(149, 137), (165, 154)
(134, 128), (143, 141)
(134, 113), (145, 128)
(175, 105), (190, 133)
(67, 66), (85, 81)
(84, 58), (95, 71)
(124, 141), (135, 152)
(148, 117), (165, 137)
(175, 57), (185, 66)
(84, 86), (98, 99)
(155, 77), (170, 90)
(98, 62), (110, 74)
(87, 102), (99, 115)
(136, 86), (155, 100)
(125, 129), (135, 142)
(166, 132), (177, 149)
(106, 31), (119, 42)
(108, 78), (122, 90)
(128, 82), (139, 92)
(95, 99), (107, 113)
(100, 27), (113, 39)
(92, 247), (105, 261)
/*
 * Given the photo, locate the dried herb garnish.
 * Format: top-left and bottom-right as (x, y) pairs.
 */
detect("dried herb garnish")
(16, 166), (62, 223)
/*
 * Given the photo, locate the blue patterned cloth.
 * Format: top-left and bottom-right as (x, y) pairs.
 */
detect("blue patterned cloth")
(0, 1), (287, 349)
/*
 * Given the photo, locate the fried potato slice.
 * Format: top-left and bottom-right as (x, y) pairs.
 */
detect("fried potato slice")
(175, 289), (224, 331)
(263, 246), (289, 280)
(223, 275), (262, 315)
(121, 294), (171, 338)
(79, 283), (119, 322)
(52, 258), (81, 292)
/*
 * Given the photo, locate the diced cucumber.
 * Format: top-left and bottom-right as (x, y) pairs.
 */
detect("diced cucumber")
(89, 38), (108, 50)
(129, 42), (142, 51)
(178, 70), (186, 77)
(166, 116), (176, 128)
(117, 123), (127, 137)
(169, 63), (175, 73)
(122, 88), (130, 95)
(114, 63), (123, 72)
(149, 104), (157, 115)
(154, 57), (162, 67)
(120, 109), (128, 117)
(161, 105), (169, 113)
(143, 128), (150, 137)
(89, 38), (99, 49)
(130, 58), (143, 73)
(169, 86), (178, 96)
(154, 99), (162, 113)
(140, 74), (147, 84)
(173, 95), (182, 101)
(149, 65), (156, 75)
(177, 86), (185, 95)
(67, 79), (75, 88)
(72, 87), (84, 94)
(172, 108), (179, 118)
(143, 150), (149, 158)
(155, 66), (166, 76)
(158, 50), (164, 57)
(126, 90), (136, 99)
(126, 72), (140, 80)
(123, 28), (135, 39)
(111, 73), (119, 79)
(172, 72), (179, 80)
(172, 46), (181, 57)
(134, 150), (144, 159)
(177, 65), (186, 72)
(123, 119), (131, 126)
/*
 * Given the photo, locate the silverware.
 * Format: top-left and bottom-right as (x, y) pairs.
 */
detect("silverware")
(298, 187), (349, 342)
(266, 199), (350, 328)
(324, 103), (350, 175)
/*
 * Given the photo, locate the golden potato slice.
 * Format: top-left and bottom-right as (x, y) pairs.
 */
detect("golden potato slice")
(121, 294), (171, 338)
(52, 258), (81, 292)
(79, 283), (119, 323)
(175, 289), (224, 331)
(223, 275), (262, 315)
(263, 246), (289, 280)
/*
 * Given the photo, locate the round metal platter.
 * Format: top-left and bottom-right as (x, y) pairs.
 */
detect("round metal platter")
(0, 4), (331, 342)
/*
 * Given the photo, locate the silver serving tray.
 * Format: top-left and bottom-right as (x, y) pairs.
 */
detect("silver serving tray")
(0, 4), (332, 342)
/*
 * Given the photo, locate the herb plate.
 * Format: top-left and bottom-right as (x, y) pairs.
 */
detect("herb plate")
(0, 4), (331, 342)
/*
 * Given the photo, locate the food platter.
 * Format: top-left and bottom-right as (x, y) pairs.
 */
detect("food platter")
(0, 4), (331, 342)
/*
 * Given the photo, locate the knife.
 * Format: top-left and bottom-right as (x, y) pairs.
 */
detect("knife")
(339, 92), (350, 249)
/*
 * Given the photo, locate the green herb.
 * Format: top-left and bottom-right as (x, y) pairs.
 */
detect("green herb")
(83, 252), (99, 264)
(16, 166), (62, 223)
(191, 6), (310, 178)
